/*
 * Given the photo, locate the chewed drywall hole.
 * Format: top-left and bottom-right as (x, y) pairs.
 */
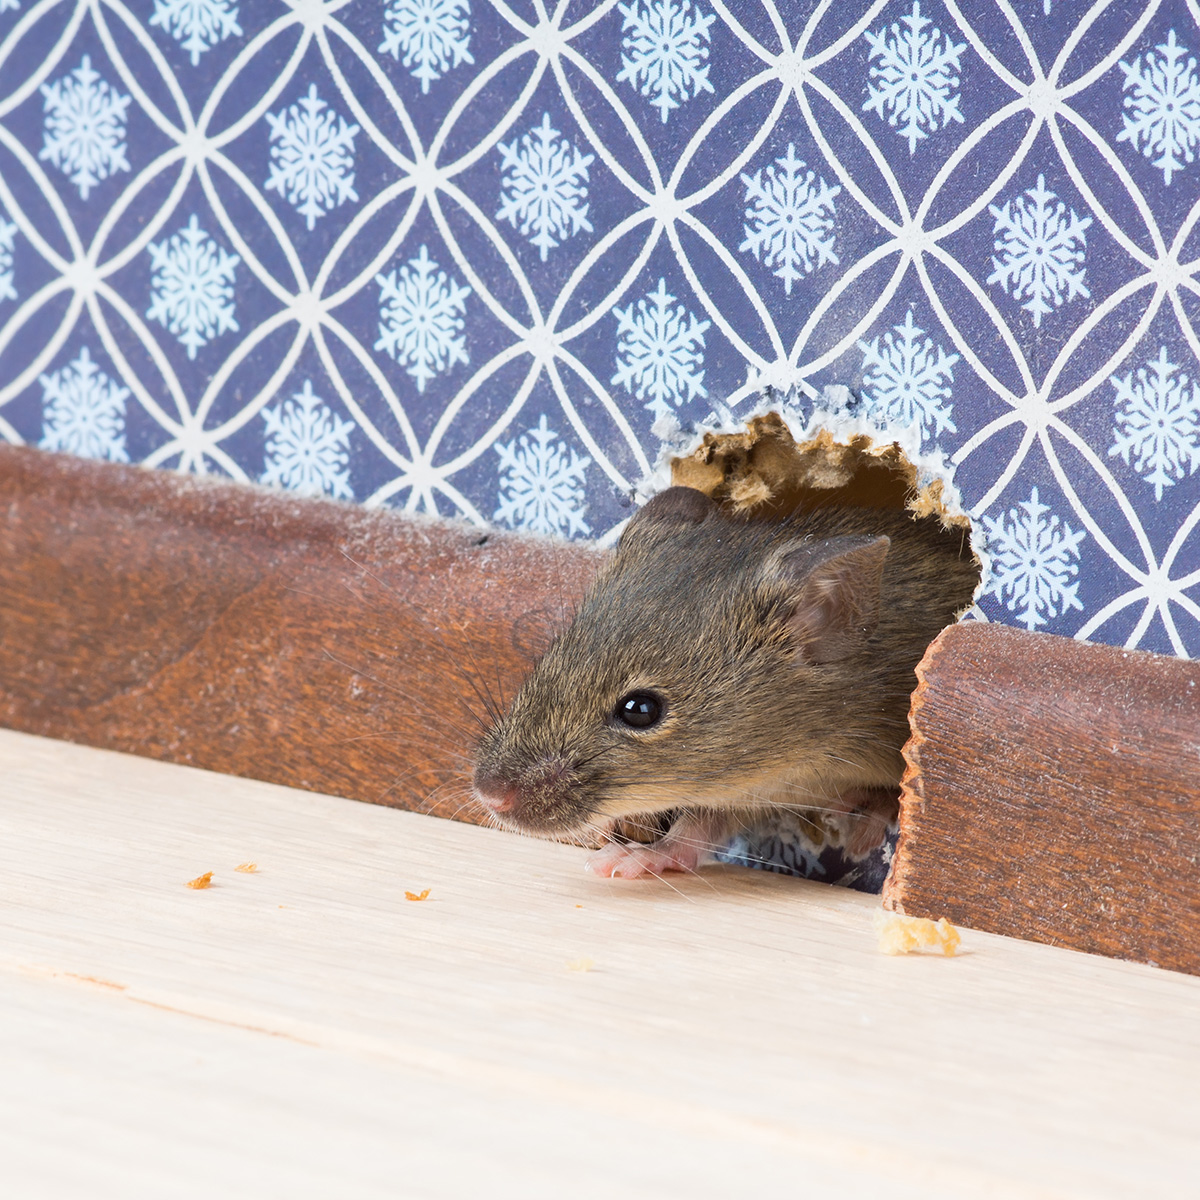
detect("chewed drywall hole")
(670, 410), (961, 524)
(667, 410), (983, 607)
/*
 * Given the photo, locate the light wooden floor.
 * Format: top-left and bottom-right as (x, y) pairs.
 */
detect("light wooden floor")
(1, 729), (1196, 1199)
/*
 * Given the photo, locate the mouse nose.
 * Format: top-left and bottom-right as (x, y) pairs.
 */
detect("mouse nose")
(474, 781), (518, 814)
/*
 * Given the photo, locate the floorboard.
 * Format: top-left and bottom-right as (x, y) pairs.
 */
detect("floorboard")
(1, 729), (1196, 1198)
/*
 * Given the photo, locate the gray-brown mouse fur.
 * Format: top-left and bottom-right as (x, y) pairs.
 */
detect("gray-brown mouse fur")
(473, 486), (978, 878)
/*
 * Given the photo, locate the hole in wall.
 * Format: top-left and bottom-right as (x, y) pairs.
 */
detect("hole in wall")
(668, 410), (971, 534)
(665, 410), (983, 617)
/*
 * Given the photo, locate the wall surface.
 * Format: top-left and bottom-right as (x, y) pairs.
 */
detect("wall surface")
(0, 0), (1196, 654)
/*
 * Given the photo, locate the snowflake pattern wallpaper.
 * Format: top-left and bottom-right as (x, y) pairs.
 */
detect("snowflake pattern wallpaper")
(0, 0), (1198, 657)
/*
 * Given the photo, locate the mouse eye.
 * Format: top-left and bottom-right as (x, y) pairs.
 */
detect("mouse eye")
(614, 691), (664, 729)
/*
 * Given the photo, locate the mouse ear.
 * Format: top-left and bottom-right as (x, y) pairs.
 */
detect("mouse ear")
(621, 487), (718, 545)
(767, 535), (891, 663)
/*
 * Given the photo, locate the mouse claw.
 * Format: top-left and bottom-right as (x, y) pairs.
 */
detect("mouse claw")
(585, 840), (703, 879)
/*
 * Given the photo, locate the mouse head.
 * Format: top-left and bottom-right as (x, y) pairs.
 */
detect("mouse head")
(472, 487), (890, 838)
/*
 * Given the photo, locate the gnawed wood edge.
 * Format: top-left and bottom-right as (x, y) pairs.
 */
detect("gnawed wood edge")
(882, 626), (952, 915)
(883, 622), (1200, 976)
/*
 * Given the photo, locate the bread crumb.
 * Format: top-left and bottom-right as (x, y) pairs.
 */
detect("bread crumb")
(187, 872), (214, 890)
(234, 862), (259, 874)
(566, 958), (595, 972)
(405, 888), (431, 901)
(875, 911), (960, 956)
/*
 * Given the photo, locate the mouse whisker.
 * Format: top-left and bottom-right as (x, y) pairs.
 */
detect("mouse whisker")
(334, 730), (478, 771)
(633, 862), (700, 902)
(335, 549), (512, 729)
(378, 769), (467, 810)
(319, 646), (492, 740)
(448, 627), (509, 726)
(572, 745), (622, 770)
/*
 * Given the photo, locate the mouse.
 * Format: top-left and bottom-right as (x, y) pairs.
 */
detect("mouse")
(472, 485), (978, 879)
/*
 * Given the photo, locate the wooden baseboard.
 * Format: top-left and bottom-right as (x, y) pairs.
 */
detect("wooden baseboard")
(885, 623), (1200, 976)
(0, 446), (602, 819)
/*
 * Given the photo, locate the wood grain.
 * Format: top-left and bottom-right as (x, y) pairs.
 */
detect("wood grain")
(885, 622), (1200, 975)
(0, 446), (602, 818)
(3, 727), (1199, 1198)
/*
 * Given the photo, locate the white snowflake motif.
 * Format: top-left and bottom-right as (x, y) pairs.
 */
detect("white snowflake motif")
(0, 212), (16, 303)
(265, 84), (359, 231)
(39, 56), (131, 200)
(980, 487), (1085, 631)
(1109, 345), (1200, 501)
(1116, 30), (1200, 185)
(740, 144), (840, 294)
(149, 0), (242, 67)
(863, 1), (965, 155)
(858, 311), (959, 441)
(375, 244), (470, 392)
(261, 380), (355, 500)
(379, 0), (473, 94)
(616, 0), (716, 123)
(0, 1), (20, 14)
(494, 415), (591, 538)
(988, 174), (1091, 328)
(497, 113), (594, 261)
(612, 278), (710, 417)
(39, 346), (130, 463)
(146, 214), (239, 361)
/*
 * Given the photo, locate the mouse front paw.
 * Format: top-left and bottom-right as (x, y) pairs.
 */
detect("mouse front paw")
(584, 839), (704, 879)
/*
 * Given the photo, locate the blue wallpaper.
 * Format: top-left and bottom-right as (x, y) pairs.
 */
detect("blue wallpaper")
(1, 0), (1198, 656)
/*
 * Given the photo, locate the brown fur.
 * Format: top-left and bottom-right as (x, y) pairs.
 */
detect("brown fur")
(473, 488), (978, 849)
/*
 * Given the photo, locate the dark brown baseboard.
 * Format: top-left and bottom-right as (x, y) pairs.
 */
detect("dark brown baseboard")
(885, 623), (1200, 976)
(0, 446), (601, 819)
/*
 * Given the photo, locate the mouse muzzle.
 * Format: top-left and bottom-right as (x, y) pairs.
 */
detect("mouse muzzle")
(472, 756), (593, 835)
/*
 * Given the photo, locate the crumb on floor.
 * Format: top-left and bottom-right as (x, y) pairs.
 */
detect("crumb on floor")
(874, 911), (960, 957)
